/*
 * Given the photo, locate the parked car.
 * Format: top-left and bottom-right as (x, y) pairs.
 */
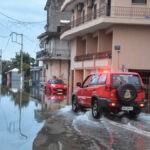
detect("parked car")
(45, 78), (67, 95)
(45, 93), (66, 101)
(72, 72), (147, 119)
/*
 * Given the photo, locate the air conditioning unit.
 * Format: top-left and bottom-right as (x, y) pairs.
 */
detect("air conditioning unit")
(100, 3), (107, 16)
(77, 3), (84, 12)
(87, 0), (94, 8)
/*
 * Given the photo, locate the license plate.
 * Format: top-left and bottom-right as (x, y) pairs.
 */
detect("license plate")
(57, 92), (63, 95)
(57, 89), (63, 91)
(121, 106), (133, 111)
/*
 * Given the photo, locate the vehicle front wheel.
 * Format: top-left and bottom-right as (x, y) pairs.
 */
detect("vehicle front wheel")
(72, 95), (80, 112)
(92, 99), (102, 119)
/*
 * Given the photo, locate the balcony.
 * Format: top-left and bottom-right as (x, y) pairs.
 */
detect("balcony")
(36, 49), (70, 61)
(61, 6), (150, 34)
(74, 51), (111, 61)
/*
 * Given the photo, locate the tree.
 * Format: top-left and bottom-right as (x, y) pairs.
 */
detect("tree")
(2, 60), (12, 84)
(10, 52), (35, 78)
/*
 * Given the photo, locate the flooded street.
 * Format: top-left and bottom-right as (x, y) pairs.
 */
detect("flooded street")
(0, 86), (45, 150)
(1, 85), (150, 150)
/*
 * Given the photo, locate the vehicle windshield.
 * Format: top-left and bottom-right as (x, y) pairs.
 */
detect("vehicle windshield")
(112, 74), (141, 89)
(51, 79), (64, 84)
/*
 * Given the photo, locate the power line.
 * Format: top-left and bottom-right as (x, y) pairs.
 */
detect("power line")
(3, 36), (11, 51)
(24, 35), (36, 43)
(0, 11), (45, 24)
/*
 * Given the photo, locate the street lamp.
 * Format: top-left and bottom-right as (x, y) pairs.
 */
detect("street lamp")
(10, 32), (23, 89)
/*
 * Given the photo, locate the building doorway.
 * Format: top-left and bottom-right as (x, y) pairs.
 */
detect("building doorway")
(129, 69), (150, 113)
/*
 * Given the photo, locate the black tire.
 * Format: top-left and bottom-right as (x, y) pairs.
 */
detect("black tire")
(72, 95), (80, 112)
(92, 99), (102, 119)
(129, 108), (141, 119)
(117, 84), (137, 104)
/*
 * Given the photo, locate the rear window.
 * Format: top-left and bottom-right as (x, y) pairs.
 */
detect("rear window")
(51, 79), (64, 84)
(111, 74), (141, 89)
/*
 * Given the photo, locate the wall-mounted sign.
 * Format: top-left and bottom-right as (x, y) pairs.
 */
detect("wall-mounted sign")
(114, 45), (121, 51)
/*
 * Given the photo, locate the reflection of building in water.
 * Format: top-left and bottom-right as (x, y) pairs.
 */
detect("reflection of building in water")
(30, 86), (42, 101)
(34, 93), (67, 121)
(42, 94), (67, 111)
(5, 68), (21, 92)
(30, 66), (44, 87)
(34, 89), (67, 122)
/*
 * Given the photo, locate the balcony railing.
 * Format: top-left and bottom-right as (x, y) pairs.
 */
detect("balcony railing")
(74, 51), (112, 61)
(61, 6), (150, 33)
(36, 49), (70, 60)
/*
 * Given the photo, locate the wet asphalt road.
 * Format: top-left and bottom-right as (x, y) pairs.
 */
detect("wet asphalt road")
(33, 105), (150, 150)
(1, 86), (150, 150)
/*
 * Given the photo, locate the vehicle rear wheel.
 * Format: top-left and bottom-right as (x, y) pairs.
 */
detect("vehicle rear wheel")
(92, 99), (102, 119)
(72, 95), (80, 112)
(129, 108), (141, 119)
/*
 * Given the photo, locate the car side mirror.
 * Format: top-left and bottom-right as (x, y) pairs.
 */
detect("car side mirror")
(76, 82), (81, 87)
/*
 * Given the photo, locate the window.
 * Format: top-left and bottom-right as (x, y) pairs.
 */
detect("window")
(132, 0), (147, 4)
(97, 74), (106, 85)
(51, 79), (64, 84)
(112, 74), (141, 89)
(90, 75), (99, 85)
(82, 75), (93, 88)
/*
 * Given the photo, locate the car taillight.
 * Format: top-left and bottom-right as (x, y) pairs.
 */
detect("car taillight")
(105, 84), (111, 91)
(109, 102), (116, 107)
(139, 103), (145, 108)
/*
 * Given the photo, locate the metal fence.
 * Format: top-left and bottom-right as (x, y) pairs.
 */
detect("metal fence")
(61, 6), (150, 34)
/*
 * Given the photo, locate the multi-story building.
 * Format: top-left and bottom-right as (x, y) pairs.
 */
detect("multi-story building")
(61, 0), (150, 103)
(37, 0), (71, 84)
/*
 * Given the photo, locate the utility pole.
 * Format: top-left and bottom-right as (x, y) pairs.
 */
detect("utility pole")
(10, 32), (23, 89)
(0, 49), (2, 101)
(0, 49), (2, 85)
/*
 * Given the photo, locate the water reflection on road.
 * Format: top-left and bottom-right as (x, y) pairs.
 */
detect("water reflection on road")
(0, 86), (40, 150)
(0, 84), (68, 150)
(2, 83), (150, 150)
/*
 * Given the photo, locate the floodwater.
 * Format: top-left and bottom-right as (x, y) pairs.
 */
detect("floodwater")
(1, 84), (150, 150)
(0, 84), (68, 150)
(0, 86), (45, 150)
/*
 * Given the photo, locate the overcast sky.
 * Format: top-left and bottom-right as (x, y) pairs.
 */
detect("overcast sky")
(0, 0), (46, 60)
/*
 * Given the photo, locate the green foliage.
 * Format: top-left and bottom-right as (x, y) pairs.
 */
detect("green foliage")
(2, 52), (35, 80)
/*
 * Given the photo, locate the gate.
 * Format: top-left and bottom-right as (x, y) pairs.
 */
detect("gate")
(142, 77), (150, 113)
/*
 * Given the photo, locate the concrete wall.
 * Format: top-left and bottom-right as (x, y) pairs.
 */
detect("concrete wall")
(45, 60), (69, 83)
(47, 0), (71, 32)
(112, 0), (150, 7)
(112, 25), (150, 72)
(86, 34), (97, 53)
(76, 37), (86, 55)
(98, 30), (112, 52)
